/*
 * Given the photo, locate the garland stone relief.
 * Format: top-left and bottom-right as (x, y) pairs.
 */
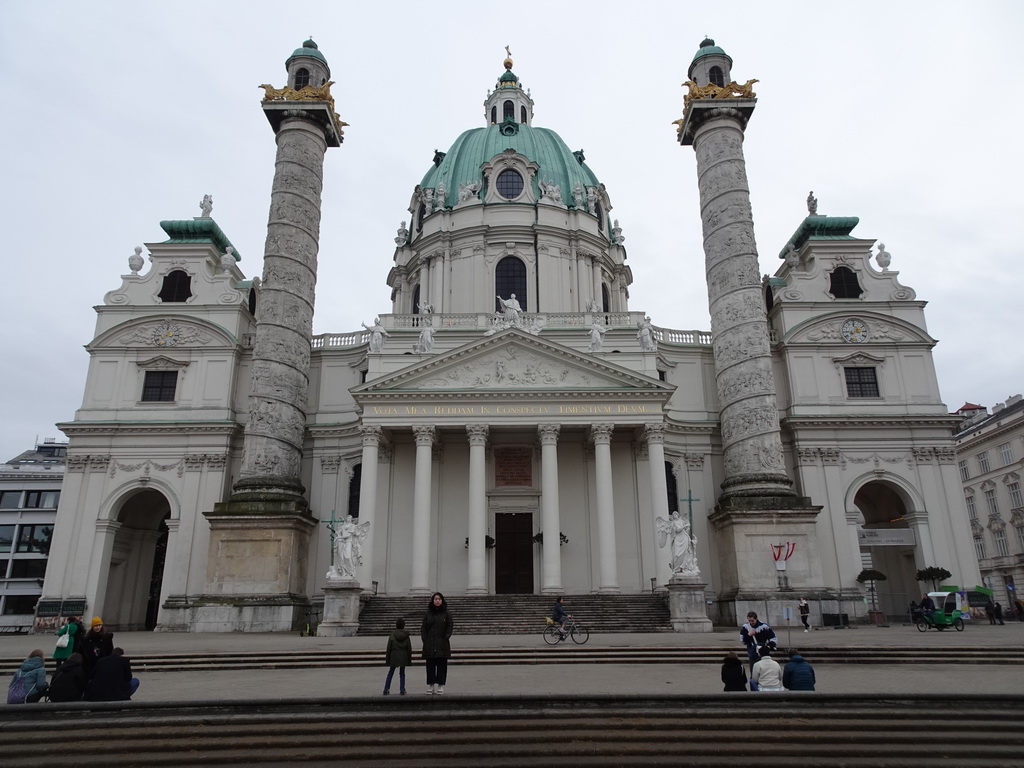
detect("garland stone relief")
(418, 346), (618, 390)
(118, 321), (212, 347)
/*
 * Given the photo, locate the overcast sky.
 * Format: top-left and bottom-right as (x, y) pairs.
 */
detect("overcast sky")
(1, 1), (1021, 462)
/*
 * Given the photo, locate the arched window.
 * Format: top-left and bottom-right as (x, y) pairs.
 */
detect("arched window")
(601, 284), (610, 313)
(495, 256), (527, 312)
(594, 201), (604, 228)
(294, 68), (310, 90)
(412, 284), (421, 315)
(764, 283), (774, 313)
(709, 66), (725, 87)
(248, 287), (257, 316)
(348, 463), (362, 519)
(495, 169), (524, 199)
(521, 106), (527, 124)
(158, 270), (192, 303)
(503, 100), (515, 120)
(417, 203), (426, 232)
(665, 462), (680, 513)
(829, 266), (864, 299)
(490, 106), (497, 124)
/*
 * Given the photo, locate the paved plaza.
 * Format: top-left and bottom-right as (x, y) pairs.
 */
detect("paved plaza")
(3, 621), (1020, 703)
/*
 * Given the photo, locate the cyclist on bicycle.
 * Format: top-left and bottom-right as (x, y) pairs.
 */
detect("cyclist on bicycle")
(919, 593), (936, 621)
(551, 597), (570, 639)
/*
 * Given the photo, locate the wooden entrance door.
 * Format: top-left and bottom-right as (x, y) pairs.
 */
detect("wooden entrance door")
(494, 513), (534, 594)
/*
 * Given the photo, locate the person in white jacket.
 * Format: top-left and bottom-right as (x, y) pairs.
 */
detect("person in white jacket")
(751, 645), (784, 691)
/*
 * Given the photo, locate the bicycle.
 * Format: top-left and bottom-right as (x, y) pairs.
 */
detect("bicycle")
(543, 616), (590, 645)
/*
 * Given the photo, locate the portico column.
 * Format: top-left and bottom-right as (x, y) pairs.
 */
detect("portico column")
(410, 425), (435, 595)
(466, 425), (489, 595)
(356, 426), (382, 588)
(590, 424), (619, 593)
(645, 423), (672, 587)
(592, 258), (603, 310)
(418, 264), (429, 312)
(538, 424), (563, 594)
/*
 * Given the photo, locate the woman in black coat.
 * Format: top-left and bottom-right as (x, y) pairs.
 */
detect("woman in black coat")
(420, 592), (453, 694)
(721, 652), (748, 691)
(48, 653), (88, 702)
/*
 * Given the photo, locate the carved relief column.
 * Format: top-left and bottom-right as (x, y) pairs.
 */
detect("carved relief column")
(678, 61), (822, 617)
(538, 424), (563, 594)
(199, 45), (344, 631)
(410, 426), (436, 595)
(356, 426), (382, 587)
(466, 425), (489, 595)
(590, 424), (619, 593)
(644, 424), (672, 587)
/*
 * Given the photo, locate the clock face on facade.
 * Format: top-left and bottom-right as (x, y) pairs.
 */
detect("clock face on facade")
(841, 318), (869, 343)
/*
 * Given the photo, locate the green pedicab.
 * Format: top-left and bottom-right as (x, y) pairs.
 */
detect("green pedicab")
(917, 591), (965, 632)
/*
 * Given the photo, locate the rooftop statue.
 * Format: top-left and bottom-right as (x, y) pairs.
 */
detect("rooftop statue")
(220, 246), (235, 274)
(361, 317), (389, 353)
(496, 294), (522, 326)
(637, 316), (657, 352)
(806, 191), (818, 216)
(199, 194), (213, 218)
(588, 321), (608, 353)
(395, 221), (409, 245)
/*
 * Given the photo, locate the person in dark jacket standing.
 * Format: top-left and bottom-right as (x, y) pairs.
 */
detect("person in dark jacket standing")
(798, 598), (810, 632)
(85, 648), (139, 701)
(421, 592), (453, 695)
(720, 652), (748, 692)
(740, 611), (777, 670)
(48, 653), (88, 702)
(80, 616), (114, 680)
(783, 652), (817, 691)
(383, 617), (412, 695)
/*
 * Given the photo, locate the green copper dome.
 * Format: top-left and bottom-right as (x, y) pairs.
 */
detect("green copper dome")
(691, 37), (730, 64)
(420, 124), (601, 210)
(287, 38), (327, 66)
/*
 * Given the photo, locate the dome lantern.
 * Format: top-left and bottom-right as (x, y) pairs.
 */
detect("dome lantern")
(687, 37), (733, 87)
(483, 46), (535, 127)
(286, 38), (331, 91)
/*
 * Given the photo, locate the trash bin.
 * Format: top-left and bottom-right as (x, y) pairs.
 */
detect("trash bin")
(822, 612), (849, 627)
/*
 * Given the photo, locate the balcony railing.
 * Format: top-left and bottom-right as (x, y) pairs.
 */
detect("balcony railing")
(310, 313), (712, 349)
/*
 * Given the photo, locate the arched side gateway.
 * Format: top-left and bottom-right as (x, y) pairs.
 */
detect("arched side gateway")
(847, 473), (923, 617)
(98, 487), (172, 630)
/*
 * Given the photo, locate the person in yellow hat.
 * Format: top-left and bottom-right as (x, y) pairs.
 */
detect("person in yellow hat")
(80, 616), (114, 681)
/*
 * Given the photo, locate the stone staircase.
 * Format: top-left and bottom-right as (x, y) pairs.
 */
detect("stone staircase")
(2, 694), (1021, 766)
(355, 593), (673, 635)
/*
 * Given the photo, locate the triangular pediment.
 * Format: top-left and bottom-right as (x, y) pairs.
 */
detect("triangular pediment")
(352, 328), (672, 396)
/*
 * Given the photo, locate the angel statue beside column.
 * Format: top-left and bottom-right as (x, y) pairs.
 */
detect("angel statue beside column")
(655, 511), (699, 575)
(327, 515), (371, 581)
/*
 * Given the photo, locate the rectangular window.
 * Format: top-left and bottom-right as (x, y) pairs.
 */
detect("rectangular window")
(1009, 482), (1024, 509)
(142, 370), (178, 402)
(9, 559), (47, 579)
(2, 594), (39, 615)
(0, 492), (21, 509)
(0, 525), (14, 553)
(974, 535), (986, 561)
(999, 442), (1014, 466)
(844, 367), (879, 398)
(994, 528), (1010, 558)
(0, 559), (8, 577)
(965, 494), (977, 520)
(978, 452), (991, 474)
(23, 491), (58, 509)
(959, 460), (971, 481)
(1017, 525), (1024, 551)
(16, 525), (52, 555)
(984, 489), (999, 516)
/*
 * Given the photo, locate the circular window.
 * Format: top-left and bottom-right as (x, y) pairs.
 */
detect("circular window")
(495, 169), (524, 199)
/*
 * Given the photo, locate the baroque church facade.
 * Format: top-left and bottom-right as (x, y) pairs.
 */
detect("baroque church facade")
(40, 39), (980, 632)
